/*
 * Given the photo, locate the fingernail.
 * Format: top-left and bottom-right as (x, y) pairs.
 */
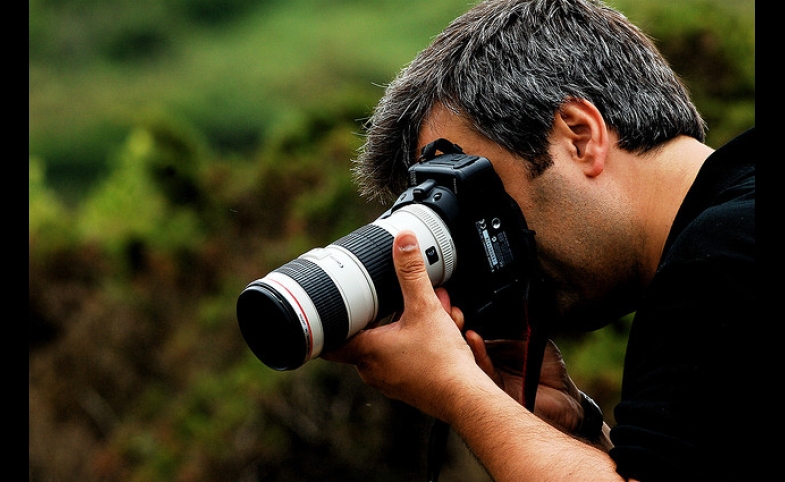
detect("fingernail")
(397, 232), (418, 253)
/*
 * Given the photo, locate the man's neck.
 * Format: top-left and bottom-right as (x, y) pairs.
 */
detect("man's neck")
(630, 135), (714, 283)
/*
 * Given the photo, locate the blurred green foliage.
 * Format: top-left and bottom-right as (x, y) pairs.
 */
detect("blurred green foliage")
(29, 0), (754, 481)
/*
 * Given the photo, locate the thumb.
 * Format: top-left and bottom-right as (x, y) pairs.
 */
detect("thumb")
(393, 230), (438, 318)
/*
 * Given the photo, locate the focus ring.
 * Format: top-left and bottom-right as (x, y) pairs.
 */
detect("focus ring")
(332, 224), (400, 320)
(274, 258), (348, 351)
(398, 204), (456, 281)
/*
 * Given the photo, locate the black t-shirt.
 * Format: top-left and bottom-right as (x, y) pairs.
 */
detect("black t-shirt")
(609, 128), (755, 481)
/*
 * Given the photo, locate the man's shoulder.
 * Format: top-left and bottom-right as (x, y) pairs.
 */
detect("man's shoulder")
(661, 199), (753, 280)
(663, 128), (755, 267)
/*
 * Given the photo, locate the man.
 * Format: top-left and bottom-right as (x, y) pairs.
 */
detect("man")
(324, 0), (755, 480)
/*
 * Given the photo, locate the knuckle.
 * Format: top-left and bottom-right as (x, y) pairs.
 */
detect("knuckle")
(397, 257), (427, 281)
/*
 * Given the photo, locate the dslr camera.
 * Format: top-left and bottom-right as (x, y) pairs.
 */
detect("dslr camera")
(237, 139), (539, 371)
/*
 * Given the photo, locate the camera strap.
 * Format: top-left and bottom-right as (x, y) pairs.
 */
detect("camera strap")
(418, 138), (464, 161)
(426, 419), (450, 482)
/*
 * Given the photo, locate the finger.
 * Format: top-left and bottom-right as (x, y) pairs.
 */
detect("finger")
(435, 287), (451, 313)
(465, 330), (495, 377)
(435, 287), (466, 331)
(319, 332), (362, 365)
(483, 339), (527, 373)
(393, 230), (438, 318)
(451, 305), (465, 332)
(320, 322), (385, 365)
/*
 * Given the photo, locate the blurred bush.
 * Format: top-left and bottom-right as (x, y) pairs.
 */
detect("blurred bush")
(29, 1), (754, 481)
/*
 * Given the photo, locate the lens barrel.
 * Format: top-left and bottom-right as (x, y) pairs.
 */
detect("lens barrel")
(237, 204), (455, 370)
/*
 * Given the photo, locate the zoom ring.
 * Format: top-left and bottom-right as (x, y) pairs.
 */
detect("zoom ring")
(274, 258), (348, 350)
(333, 224), (401, 320)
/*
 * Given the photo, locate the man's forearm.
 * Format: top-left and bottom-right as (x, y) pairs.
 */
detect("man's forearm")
(443, 376), (624, 482)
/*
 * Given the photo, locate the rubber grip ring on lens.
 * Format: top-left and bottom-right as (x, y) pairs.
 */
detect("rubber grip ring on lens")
(332, 224), (399, 320)
(397, 204), (456, 281)
(274, 258), (349, 351)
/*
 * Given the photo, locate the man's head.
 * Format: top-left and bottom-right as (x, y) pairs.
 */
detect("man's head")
(354, 0), (705, 204)
(355, 0), (711, 329)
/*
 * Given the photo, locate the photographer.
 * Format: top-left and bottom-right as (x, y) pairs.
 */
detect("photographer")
(323, 0), (754, 480)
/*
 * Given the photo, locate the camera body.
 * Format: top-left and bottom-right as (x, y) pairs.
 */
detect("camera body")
(236, 140), (538, 370)
(395, 147), (538, 340)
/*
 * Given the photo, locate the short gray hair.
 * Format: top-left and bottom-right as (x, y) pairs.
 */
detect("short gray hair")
(354, 0), (706, 203)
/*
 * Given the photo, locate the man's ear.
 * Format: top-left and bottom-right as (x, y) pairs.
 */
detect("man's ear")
(554, 99), (608, 178)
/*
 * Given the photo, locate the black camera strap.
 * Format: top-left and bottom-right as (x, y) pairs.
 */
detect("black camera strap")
(426, 419), (450, 482)
(418, 138), (464, 161)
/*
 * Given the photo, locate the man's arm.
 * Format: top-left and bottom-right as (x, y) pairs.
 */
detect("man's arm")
(325, 231), (628, 481)
(443, 371), (622, 481)
(465, 334), (614, 452)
